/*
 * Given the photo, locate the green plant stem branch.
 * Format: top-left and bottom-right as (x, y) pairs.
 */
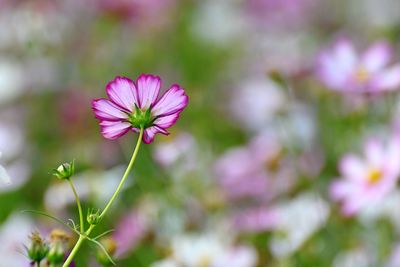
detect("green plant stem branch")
(67, 178), (84, 233)
(62, 128), (144, 267)
(99, 127), (144, 220)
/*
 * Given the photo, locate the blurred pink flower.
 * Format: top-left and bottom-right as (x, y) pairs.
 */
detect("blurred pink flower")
(388, 244), (400, 267)
(92, 74), (188, 143)
(246, 0), (315, 29)
(317, 39), (400, 93)
(232, 207), (279, 233)
(96, 0), (176, 28)
(153, 132), (196, 168)
(113, 209), (148, 257)
(214, 132), (295, 201)
(330, 136), (400, 216)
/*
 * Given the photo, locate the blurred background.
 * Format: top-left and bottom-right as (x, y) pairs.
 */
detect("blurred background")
(2, 0), (400, 266)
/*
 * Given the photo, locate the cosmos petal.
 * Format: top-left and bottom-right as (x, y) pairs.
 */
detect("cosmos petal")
(371, 64), (400, 91)
(100, 120), (131, 140)
(152, 85), (189, 117)
(339, 155), (367, 181)
(333, 39), (357, 75)
(153, 113), (180, 129)
(136, 74), (161, 110)
(362, 41), (391, 73)
(142, 126), (169, 144)
(106, 76), (138, 112)
(92, 98), (129, 121)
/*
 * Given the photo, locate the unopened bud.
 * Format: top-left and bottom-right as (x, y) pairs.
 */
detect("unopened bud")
(27, 231), (49, 263)
(87, 208), (101, 225)
(52, 160), (75, 180)
(47, 229), (71, 265)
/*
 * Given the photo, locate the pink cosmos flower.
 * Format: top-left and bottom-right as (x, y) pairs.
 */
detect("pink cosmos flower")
(246, 0), (315, 29)
(92, 74), (188, 144)
(113, 209), (148, 257)
(317, 39), (400, 93)
(214, 131), (295, 201)
(330, 136), (400, 216)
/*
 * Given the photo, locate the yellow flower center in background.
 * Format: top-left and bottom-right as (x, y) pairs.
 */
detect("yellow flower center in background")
(367, 168), (382, 184)
(198, 254), (211, 267)
(353, 66), (370, 83)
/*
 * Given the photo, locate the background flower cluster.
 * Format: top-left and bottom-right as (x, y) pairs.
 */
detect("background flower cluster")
(2, 0), (400, 266)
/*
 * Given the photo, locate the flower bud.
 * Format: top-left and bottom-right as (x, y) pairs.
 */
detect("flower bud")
(52, 160), (75, 180)
(96, 237), (117, 267)
(87, 208), (101, 225)
(27, 231), (49, 263)
(47, 229), (71, 265)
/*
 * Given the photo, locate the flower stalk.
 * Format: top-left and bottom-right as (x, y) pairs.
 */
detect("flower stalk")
(67, 178), (84, 232)
(62, 127), (144, 267)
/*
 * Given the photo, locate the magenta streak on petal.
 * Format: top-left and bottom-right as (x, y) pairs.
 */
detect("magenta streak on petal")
(100, 120), (131, 140)
(152, 85), (189, 118)
(92, 98), (129, 122)
(93, 75), (188, 142)
(106, 76), (138, 112)
(142, 126), (169, 144)
(153, 112), (180, 129)
(136, 74), (161, 110)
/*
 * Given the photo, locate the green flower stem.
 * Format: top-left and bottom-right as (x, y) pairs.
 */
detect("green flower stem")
(67, 178), (84, 233)
(99, 127), (144, 220)
(62, 128), (144, 267)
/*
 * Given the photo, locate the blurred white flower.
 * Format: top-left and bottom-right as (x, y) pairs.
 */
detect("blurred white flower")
(192, 0), (246, 45)
(270, 193), (330, 258)
(0, 60), (25, 104)
(153, 132), (197, 169)
(0, 214), (34, 266)
(359, 190), (400, 232)
(0, 152), (11, 186)
(45, 165), (130, 212)
(332, 248), (372, 267)
(151, 259), (179, 267)
(0, 114), (31, 192)
(0, 122), (25, 160)
(388, 244), (400, 267)
(346, 0), (400, 29)
(152, 234), (257, 267)
(172, 234), (226, 267)
(0, 3), (67, 49)
(214, 246), (258, 267)
(229, 78), (285, 131)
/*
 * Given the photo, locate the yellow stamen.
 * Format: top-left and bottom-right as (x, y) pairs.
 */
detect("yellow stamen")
(367, 168), (382, 184)
(353, 66), (370, 83)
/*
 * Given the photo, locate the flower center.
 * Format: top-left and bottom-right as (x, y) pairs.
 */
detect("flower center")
(353, 66), (370, 83)
(127, 106), (154, 129)
(367, 168), (382, 184)
(198, 254), (211, 267)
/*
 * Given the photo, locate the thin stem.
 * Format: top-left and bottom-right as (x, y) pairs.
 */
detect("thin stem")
(62, 233), (86, 267)
(67, 178), (84, 233)
(99, 127), (144, 220)
(62, 128), (144, 267)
